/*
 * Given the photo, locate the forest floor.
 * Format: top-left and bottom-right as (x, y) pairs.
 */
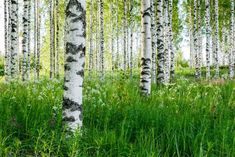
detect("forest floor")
(0, 71), (235, 156)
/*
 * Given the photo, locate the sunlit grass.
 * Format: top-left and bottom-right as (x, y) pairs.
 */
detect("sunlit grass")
(0, 73), (235, 156)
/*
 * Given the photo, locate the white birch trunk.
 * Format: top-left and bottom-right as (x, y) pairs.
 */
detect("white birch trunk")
(36, 0), (40, 79)
(230, 0), (234, 78)
(214, 0), (219, 78)
(193, 0), (199, 79)
(55, 0), (59, 78)
(89, 0), (94, 76)
(140, 0), (152, 95)
(169, 0), (174, 81)
(205, 0), (211, 79)
(22, 0), (29, 81)
(63, 0), (86, 131)
(151, 0), (157, 84)
(50, 0), (54, 78)
(99, 0), (104, 78)
(164, 0), (170, 83)
(27, 0), (31, 80)
(116, 0), (119, 70)
(156, 0), (164, 84)
(10, 0), (19, 79)
(197, 0), (202, 78)
(123, 0), (127, 71)
(4, 0), (10, 81)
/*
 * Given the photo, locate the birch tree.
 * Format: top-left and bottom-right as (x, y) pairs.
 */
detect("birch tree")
(123, 0), (127, 71)
(130, 0), (134, 78)
(229, 0), (234, 79)
(151, 0), (157, 84)
(50, 0), (54, 78)
(89, 0), (94, 76)
(55, 0), (59, 78)
(189, 5), (194, 68)
(214, 0), (219, 78)
(10, 0), (19, 79)
(193, 0), (199, 79)
(27, 0), (31, 80)
(4, 0), (10, 81)
(34, 0), (37, 79)
(140, 0), (152, 95)
(110, 3), (115, 74)
(197, 0), (202, 78)
(156, 0), (164, 84)
(22, 0), (29, 81)
(205, 0), (211, 79)
(63, 0), (86, 131)
(36, 0), (40, 79)
(99, 0), (104, 78)
(95, 2), (99, 72)
(164, 0), (170, 83)
(116, 0), (120, 69)
(169, 0), (174, 81)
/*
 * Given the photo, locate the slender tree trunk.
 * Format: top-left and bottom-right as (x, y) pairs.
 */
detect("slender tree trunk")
(130, 27), (133, 78)
(55, 0), (59, 78)
(99, 0), (104, 78)
(22, 0), (29, 81)
(221, 25), (226, 66)
(151, 0), (157, 84)
(50, 0), (54, 78)
(95, 3), (99, 72)
(130, 0), (133, 78)
(164, 0), (170, 83)
(214, 0), (219, 78)
(34, 0), (37, 79)
(89, 0), (93, 76)
(190, 29), (194, 68)
(10, 0), (19, 79)
(110, 3), (115, 74)
(225, 28), (229, 66)
(27, 0), (31, 80)
(190, 4), (195, 69)
(193, 0), (199, 79)
(197, 0), (202, 78)
(123, 0), (127, 72)
(205, 0), (211, 79)
(156, 0), (164, 84)
(140, 0), (152, 95)
(116, 0), (119, 70)
(169, 0), (174, 81)
(36, 0), (40, 79)
(4, 0), (10, 81)
(63, 0), (86, 132)
(229, 0), (234, 79)
(127, 28), (130, 70)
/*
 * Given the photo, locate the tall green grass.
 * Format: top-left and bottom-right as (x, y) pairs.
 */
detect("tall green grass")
(0, 75), (235, 156)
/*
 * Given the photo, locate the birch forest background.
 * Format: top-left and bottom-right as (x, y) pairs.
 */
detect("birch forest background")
(0, 0), (235, 156)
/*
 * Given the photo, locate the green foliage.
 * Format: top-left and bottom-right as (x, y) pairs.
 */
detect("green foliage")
(176, 51), (189, 69)
(0, 74), (235, 156)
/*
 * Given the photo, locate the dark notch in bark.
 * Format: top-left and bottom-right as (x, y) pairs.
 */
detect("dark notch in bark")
(66, 42), (85, 55)
(64, 85), (69, 90)
(63, 98), (83, 121)
(142, 7), (151, 17)
(141, 58), (151, 64)
(64, 64), (71, 71)
(63, 116), (75, 122)
(76, 69), (84, 77)
(66, 56), (77, 62)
